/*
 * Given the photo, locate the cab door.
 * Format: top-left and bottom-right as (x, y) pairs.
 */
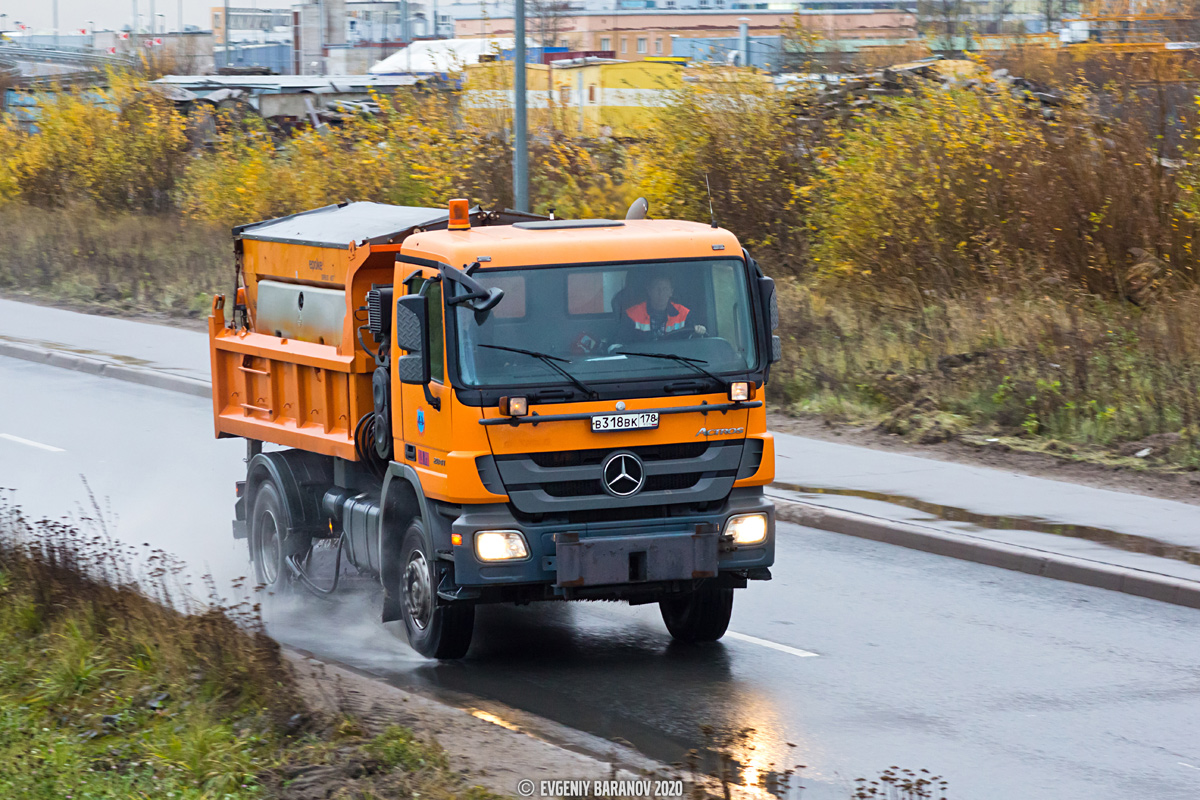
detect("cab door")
(393, 272), (454, 492)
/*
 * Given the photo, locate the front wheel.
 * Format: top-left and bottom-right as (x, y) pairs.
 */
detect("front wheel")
(659, 585), (734, 643)
(400, 520), (475, 659)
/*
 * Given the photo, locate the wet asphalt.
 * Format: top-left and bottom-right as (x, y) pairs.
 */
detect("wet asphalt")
(3, 356), (1200, 800)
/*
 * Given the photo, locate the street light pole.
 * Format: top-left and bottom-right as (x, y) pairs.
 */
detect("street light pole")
(513, 0), (529, 212)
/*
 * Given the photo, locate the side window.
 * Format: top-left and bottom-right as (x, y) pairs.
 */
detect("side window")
(405, 275), (445, 383)
(426, 280), (445, 383)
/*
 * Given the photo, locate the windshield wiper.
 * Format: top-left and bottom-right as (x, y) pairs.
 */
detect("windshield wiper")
(617, 351), (726, 387)
(478, 344), (598, 398)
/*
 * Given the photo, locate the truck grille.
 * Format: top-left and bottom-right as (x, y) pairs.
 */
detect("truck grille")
(488, 441), (746, 514)
(541, 472), (702, 498)
(529, 442), (709, 469)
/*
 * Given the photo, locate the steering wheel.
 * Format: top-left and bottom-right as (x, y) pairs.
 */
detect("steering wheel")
(661, 324), (707, 340)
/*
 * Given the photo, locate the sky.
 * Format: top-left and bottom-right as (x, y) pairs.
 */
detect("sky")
(0, 0), (228, 33)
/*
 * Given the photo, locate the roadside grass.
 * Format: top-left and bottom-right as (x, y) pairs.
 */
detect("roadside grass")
(0, 494), (502, 800)
(0, 203), (228, 318)
(770, 281), (1200, 471)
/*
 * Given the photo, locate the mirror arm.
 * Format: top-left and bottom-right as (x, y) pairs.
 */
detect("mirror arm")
(423, 383), (442, 411)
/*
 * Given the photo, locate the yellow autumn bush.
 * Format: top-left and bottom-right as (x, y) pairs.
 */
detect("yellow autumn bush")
(813, 77), (1200, 300)
(628, 65), (814, 267)
(0, 72), (188, 210)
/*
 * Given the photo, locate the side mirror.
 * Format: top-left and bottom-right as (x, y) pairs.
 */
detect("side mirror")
(395, 294), (430, 385)
(757, 276), (781, 364)
(758, 276), (779, 332)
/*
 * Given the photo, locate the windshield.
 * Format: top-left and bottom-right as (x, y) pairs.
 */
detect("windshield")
(453, 259), (758, 389)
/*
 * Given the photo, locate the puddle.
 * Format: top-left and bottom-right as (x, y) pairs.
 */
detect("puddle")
(771, 482), (1200, 567)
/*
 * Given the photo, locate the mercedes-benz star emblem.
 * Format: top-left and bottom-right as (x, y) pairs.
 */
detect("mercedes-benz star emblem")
(602, 452), (645, 497)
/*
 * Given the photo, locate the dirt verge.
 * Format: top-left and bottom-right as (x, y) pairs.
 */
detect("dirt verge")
(286, 650), (671, 798)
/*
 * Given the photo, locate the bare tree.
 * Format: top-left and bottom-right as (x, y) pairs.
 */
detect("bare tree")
(918, 0), (965, 50)
(527, 0), (572, 48)
(994, 0), (1015, 35)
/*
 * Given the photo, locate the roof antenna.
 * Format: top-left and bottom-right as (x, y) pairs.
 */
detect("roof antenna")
(705, 174), (717, 229)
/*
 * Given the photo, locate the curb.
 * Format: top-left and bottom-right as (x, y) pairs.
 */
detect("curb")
(770, 496), (1200, 611)
(0, 339), (211, 399)
(6, 335), (1200, 611)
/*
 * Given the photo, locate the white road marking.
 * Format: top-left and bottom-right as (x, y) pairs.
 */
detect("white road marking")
(0, 433), (64, 453)
(726, 630), (819, 658)
(1179, 762), (1200, 771)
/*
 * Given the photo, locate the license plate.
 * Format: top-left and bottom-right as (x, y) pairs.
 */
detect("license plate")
(591, 412), (659, 432)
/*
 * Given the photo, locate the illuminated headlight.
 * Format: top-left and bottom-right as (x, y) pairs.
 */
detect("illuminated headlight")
(725, 513), (768, 545)
(500, 396), (528, 416)
(474, 530), (530, 561)
(728, 381), (751, 402)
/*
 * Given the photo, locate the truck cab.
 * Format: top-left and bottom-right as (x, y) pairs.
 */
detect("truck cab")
(210, 200), (780, 659)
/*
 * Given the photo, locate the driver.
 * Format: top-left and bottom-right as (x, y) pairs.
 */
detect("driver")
(620, 275), (706, 341)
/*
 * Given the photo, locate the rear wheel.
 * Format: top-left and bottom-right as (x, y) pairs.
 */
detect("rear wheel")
(659, 585), (734, 643)
(400, 520), (474, 659)
(250, 480), (309, 591)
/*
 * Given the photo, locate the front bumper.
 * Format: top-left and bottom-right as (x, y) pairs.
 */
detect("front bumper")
(447, 487), (774, 601)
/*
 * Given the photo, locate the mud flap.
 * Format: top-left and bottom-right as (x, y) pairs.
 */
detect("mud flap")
(554, 528), (720, 588)
(232, 482), (247, 540)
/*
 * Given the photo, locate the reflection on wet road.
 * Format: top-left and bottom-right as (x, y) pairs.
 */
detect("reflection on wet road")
(5, 357), (1200, 800)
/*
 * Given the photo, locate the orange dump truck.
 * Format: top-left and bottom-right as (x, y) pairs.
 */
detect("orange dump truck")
(210, 199), (780, 658)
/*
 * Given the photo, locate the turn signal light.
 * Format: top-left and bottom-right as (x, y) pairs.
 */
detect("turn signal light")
(448, 198), (471, 230)
(729, 381), (753, 402)
(500, 396), (528, 416)
(451, 533), (463, 546)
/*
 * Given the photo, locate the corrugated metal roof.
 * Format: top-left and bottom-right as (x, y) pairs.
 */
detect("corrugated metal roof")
(153, 75), (422, 94)
(235, 202), (450, 250)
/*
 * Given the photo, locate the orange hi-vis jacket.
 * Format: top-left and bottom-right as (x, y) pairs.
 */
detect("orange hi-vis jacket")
(626, 301), (690, 335)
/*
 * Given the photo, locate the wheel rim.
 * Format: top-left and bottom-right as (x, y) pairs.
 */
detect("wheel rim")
(256, 509), (281, 585)
(404, 550), (434, 631)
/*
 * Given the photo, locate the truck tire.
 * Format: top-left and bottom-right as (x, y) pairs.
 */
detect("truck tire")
(250, 480), (309, 591)
(659, 586), (734, 643)
(400, 520), (474, 659)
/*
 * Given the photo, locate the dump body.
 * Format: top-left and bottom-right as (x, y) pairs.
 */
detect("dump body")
(211, 202), (780, 658)
(209, 203), (454, 458)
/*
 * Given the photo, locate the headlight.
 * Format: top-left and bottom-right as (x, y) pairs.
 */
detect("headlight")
(500, 396), (528, 416)
(728, 381), (752, 402)
(725, 513), (768, 545)
(475, 530), (530, 561)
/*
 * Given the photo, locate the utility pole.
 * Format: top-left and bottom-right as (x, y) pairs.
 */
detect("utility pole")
(52, 0), (58, 46)
(224, 0), (230, 68)
(513, 0), (529, 212)
(132, 0), (139, 34)
(150, 0), (156, 34)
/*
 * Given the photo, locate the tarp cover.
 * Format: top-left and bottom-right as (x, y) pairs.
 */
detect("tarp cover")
(235, 202), (449, 249)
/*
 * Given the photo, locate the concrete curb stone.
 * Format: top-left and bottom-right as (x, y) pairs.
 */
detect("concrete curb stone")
(772, 497), (1200, 610)
(0, 339), (210, 398)
(6, 335), (1200, 611)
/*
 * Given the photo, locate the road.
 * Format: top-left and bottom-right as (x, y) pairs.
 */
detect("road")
(3, 355), (1200, 799)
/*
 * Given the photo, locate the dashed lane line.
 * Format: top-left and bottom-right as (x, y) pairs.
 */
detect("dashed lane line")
(0, 433), (65, 453)
(725, 630), (819, 658)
